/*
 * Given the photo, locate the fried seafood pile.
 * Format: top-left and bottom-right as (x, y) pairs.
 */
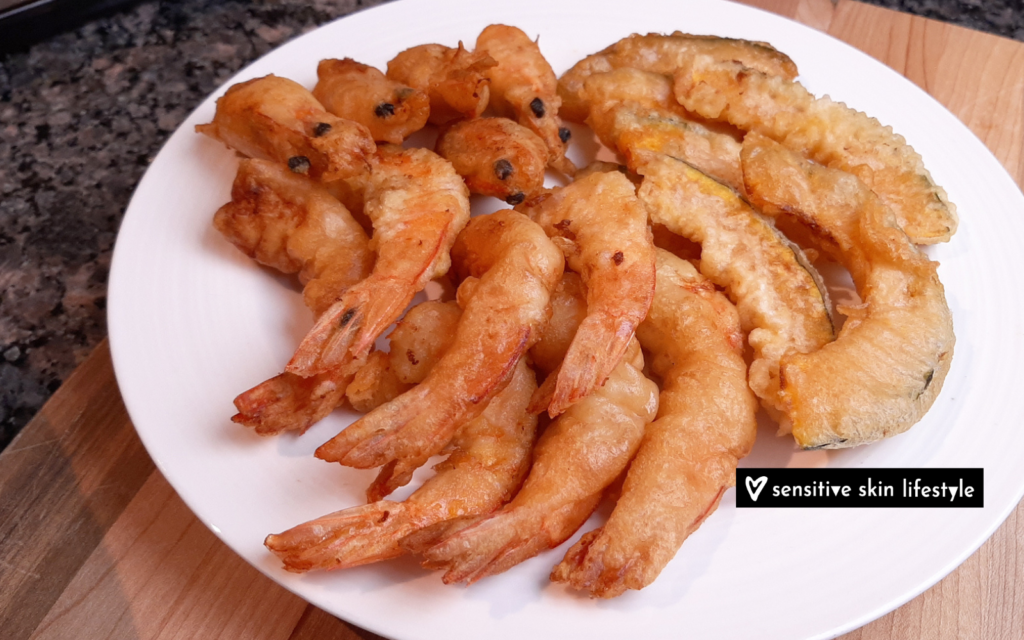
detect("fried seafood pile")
(197, 26), (955, 598)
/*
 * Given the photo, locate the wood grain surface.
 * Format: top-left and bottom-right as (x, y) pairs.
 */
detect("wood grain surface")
(1, 1), (1022, 638)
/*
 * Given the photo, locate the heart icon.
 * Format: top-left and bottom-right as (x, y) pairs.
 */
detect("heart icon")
(745, 475), (768, 502)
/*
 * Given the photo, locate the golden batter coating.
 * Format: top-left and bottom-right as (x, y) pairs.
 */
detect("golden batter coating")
(266, 357), (538, 569)
(196, 74), (375, 181)
(518, 170), (656, 416)
(288, 146), (471, 377)
(421, 339), (658, 585)
(215, 159), (373, 436)
(315, 210), (564, 499)
(559, 32), (798, 122)
(552, 251), (756, 598)
(742, 133), (954, 448)
(477, 24), (576, 175)
(674, 56), (957, 244)
(387, 43), (496, 125)
(436, 117), (548, 204)
(314, 58), (430, 144)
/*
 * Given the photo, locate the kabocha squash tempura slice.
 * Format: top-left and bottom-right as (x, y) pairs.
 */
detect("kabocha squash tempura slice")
(636, 153), (834, 419)
(741, 133), (954, 449)
(674, 56), (957, 244)
(559, 32), (798, 122)
(587, 100), (745, 193)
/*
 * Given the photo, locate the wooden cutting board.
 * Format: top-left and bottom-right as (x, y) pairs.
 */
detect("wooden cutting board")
(2, 1), (1022, 638)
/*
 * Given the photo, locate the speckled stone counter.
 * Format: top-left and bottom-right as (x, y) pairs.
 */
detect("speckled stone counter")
(0, 0), (390, 450)
(0, 0), (1021, 452)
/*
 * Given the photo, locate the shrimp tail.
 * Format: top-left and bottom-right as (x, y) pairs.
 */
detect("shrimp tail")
(365, 459), (419, 503)
(264, 500), (419, 572)
(421, 496), (601, 585)
(315, 384), (427, 466)
(399, 515), (488, 555)
(232, 371), (349, 436)
(548, 315), (636, 416)
(549, 528), (633, 598)
(287, 278), (417, 377)
(527, 365), (559, 414)
(551, 485), (729, 598)
(286, 295), (362, 376)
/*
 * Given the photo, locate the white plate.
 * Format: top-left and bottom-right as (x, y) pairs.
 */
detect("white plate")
(107, 1), (1024, 638)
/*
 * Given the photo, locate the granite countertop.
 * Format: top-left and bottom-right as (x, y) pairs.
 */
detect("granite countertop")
(0, 0), (1021, 452)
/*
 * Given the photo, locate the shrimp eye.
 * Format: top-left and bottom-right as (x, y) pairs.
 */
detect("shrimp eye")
(375, 102), (396, 118)
(505, 192), (525, 205)
(288, 156), (311, 174)
(494, 159), (514, 180)
(613, 251), (624, 265)
(558, 127), (571, 143)
(339, 308), (356, 326)
(529, 98), (545, 118)
(313, 122), (332, 137)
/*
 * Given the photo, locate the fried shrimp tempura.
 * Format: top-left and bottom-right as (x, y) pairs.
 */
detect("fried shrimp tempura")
(387, 43), (496, 125)
(674, 56), (957, 244)
(559, 32), (798, 122)
(265, 357), (538, 571)
(288, 146), (471, 377)
(315, 211), (564, 499)
(742, 134), (955, 448)
(551, 251), (757, 598)
(519, 170), (656, 416)
(476, 24), (576, 175)
(345, 300), (461, 413)
(436, 117), (548, 204)
(212, 159), (373, 435)
(528, 272), (588, 375)
(637, 153), (834, 418)
(313, 58), (430, 145)
(196, 75), (375, 182)
(421, 339), (658, 584)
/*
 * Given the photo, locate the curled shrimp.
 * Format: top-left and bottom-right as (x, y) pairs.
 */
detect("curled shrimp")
(476, 24), (576, 175)
(551, 250), (758, 598)
(196, 75), (375, 182)
(436, 116), (549, 205)
(386, 43), (497, 125)
(420, 338), (658, 585)
(287, 146), (471, 377)
(315, 210), (564, 499)
(213, 159), (373, 435)
(264, 345), (538, 573)
(345, 300), (461, 413)
(313, 58), (431, 145)
(520, 170), (656, 416)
